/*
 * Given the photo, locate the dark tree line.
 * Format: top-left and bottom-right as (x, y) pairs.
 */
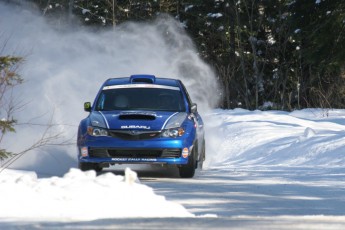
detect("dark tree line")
(17, 0), (345, 110)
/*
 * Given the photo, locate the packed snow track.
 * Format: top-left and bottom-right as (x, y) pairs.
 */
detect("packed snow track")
(3, 165), (345, 229)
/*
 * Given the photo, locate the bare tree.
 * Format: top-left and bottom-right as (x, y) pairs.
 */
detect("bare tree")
(0, 110), (74, 173)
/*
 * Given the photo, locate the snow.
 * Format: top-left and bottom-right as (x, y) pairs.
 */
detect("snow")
(185, 5), (194, 12)
(207, 13), (223, 18)
(82, 9), (90, 15)
(2, 108), (345, 223)
(204, 108), (345, 168)
(0, 167), (194, 221)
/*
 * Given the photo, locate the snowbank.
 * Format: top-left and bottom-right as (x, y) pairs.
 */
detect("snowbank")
(204, 108), (345, 168)
(0, 168), (194, 221)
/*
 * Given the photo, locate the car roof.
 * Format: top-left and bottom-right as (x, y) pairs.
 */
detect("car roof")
(103, 75), (181, 88)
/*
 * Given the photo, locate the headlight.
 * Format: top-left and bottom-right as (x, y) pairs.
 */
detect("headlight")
(164, 113), (187, 129)
(87, 126), (109, 136)
(161, 112), (187, 138)
(162, 127), (185, 138)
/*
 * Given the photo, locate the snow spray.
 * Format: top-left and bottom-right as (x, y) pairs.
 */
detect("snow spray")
(0, 2), (219, 175)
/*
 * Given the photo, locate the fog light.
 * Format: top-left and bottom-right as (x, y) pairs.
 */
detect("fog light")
(182, 147), (189, 158)
(81, 147), (88, 157)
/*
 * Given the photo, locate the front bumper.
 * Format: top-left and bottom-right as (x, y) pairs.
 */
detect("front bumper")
(78, 135), (192, 165)
(79, 156), (189, 165)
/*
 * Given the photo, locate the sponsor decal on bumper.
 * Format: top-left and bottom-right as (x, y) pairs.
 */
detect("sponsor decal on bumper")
(111, 158), (158, 162)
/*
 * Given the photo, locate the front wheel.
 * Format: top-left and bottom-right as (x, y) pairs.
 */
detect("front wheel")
(198, 140), (206, 170)
(179, 149), (196, 178)
(79, 162), (102, 172)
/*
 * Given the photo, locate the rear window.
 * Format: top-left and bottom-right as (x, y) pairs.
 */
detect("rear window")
(95, 87), (186, 112)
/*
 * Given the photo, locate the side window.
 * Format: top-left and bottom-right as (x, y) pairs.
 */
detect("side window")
(179, 81), (193, 107)
(96, 93), (105, 110)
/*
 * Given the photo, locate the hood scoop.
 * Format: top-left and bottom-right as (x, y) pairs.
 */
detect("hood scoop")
(119, 113), (156, 120)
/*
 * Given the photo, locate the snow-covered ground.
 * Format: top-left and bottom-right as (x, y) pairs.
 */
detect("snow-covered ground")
(0, 168), (193, 221)
(1, 108), (345, 225)
(205, 108), (345, 168)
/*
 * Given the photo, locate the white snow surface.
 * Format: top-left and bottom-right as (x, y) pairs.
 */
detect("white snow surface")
(1, 108), (345, 222)
(204, 108), (345, 168)
(0, 167), (194, 221)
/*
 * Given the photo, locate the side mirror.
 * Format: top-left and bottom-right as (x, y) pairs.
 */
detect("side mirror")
(191, 103), (197, 113)
(84, 102), (92, 112)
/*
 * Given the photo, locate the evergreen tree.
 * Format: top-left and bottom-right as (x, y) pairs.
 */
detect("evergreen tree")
(17, 0), (345, 109)
(0, 56), (23, 160)
(289, 0), (345, 108)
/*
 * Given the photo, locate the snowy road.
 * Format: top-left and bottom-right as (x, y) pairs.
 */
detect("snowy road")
(3, 108), (345, 229)
(130, 165), (345, 229)
(4, 166), (345, 229)
(72, 165), (345, 229)
(142, 166), (345, 217)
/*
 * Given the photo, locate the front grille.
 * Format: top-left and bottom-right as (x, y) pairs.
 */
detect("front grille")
(108, 149), (161, 158)
(89, 148), (181, 159)
(161, 149), (181, 158)
(109, 130), (161, 140)
(89, 149), (109, 158)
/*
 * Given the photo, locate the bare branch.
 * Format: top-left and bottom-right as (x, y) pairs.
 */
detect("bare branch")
(0, 118), (75, 173)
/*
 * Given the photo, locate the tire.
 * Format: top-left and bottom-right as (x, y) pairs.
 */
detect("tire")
(179, 148), (196, 178)
(79, 162), (102, 172)
(198, 140), (206, 170)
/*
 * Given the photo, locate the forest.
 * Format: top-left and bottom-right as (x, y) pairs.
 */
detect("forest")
(3, 0), (345, 110)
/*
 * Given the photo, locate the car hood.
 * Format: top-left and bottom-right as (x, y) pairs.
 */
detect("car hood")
(89, 111), (187, 131)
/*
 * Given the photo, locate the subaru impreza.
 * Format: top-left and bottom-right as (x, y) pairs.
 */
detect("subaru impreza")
(77, 74), (205, 178)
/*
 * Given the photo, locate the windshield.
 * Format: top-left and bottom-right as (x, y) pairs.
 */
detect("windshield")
(95, 87), (186, 112)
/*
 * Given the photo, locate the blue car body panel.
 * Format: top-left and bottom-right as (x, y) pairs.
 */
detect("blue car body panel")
(77, 75), (204, 168)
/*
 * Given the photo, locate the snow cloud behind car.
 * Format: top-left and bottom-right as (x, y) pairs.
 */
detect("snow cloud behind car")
(0, 3), (219, 175)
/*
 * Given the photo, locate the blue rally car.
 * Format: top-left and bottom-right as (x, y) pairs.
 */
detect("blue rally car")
(77, 74), (205, 178)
